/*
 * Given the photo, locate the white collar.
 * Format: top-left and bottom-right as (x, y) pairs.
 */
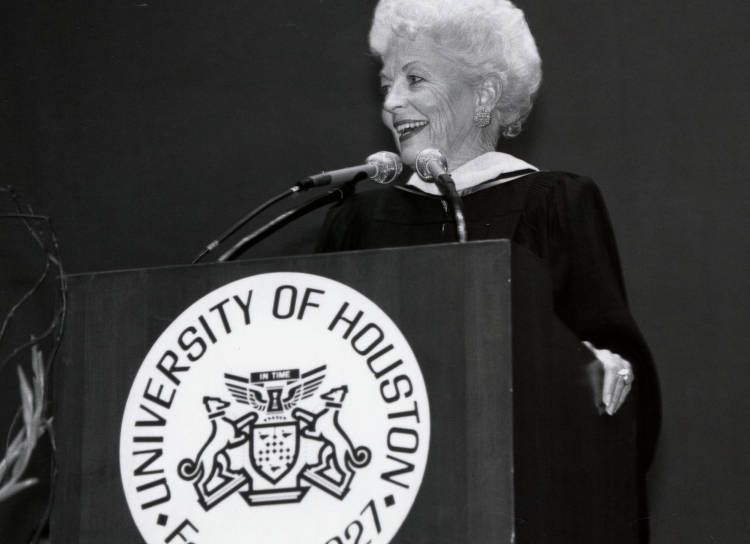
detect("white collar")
(405, 151), (538, 196)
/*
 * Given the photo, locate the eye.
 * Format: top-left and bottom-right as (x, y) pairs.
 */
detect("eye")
(407, 75), (424, 87)
(380, 84), (391, 96)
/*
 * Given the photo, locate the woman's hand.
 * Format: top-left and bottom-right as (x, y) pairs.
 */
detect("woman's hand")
(583, 341), (634, 415)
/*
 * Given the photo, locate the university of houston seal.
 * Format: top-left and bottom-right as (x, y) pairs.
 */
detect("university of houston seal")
(120, 272), (430, 543)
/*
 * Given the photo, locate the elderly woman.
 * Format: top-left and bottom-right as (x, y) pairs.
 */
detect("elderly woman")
(318, 0), (659, 537)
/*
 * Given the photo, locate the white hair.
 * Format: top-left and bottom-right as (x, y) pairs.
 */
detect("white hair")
(369, 0), (542, 138)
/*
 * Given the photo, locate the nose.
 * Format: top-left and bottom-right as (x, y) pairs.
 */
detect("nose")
(383, 80), (406, 113)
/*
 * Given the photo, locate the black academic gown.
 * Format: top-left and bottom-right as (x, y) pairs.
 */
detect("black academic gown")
(317, 170), (661, 538)
(317, 171), (660, 462)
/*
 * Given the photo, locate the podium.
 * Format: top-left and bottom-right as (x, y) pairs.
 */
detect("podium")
(51, 241), (637, 543)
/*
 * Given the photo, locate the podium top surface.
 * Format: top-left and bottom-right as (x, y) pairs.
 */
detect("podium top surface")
(65, 239), (515, 280)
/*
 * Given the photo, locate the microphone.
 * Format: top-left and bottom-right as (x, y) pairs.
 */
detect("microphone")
(415, 148), (451, 184)
(191, 151), (401, 264)
(297, 151), (402, 190)
(415, 148), (468, 243)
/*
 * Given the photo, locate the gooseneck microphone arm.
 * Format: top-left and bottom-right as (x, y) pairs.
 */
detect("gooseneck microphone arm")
(217, 176), (363, 262)
(192, 151), (402, 263)
(415, 148), (468, 243)
(192, 187), (299, 264)
(434, 174), (467, 243)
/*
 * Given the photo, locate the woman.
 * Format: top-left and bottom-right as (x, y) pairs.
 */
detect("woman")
(318, 0), (659, 537)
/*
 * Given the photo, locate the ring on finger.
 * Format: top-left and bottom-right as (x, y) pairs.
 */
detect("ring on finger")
(617, 368), (633, 385)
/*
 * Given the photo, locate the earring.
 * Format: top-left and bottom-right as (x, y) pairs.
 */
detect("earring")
(473, 105), (492, 128)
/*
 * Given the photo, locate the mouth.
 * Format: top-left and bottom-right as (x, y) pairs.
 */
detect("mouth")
(393, 119), (429, 143)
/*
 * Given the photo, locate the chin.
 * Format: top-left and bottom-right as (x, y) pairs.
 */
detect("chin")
(396, 142), (421, 170)
(399, 150), (417, 169)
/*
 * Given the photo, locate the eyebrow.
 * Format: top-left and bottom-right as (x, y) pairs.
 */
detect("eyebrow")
(379, 61), (419, 80)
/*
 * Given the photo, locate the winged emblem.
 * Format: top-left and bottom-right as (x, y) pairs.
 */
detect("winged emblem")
(224, 365), (326, 414)
(282, 366), (326, 411)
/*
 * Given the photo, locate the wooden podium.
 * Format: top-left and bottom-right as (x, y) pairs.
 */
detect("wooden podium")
(51, 241), (637, 543)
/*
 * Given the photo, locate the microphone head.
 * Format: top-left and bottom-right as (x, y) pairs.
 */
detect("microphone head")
(415, 148), (448, 181)
(366, 151), (403, 184)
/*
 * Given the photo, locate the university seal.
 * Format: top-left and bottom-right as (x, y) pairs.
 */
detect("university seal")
(119, 272), (430, 544)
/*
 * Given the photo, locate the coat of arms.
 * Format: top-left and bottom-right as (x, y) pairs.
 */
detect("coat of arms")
(177, 365), (371, 510)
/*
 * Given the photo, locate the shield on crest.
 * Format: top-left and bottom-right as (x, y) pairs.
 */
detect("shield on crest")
(251, 422), (300, 484)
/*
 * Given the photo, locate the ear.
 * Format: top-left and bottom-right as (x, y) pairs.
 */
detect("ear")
(475, 74), (503, 110)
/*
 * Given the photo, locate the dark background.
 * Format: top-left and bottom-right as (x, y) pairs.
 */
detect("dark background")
(1, 0), (748, 541)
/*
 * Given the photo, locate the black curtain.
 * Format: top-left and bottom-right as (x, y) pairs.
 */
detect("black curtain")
(2, 1), (749, 541)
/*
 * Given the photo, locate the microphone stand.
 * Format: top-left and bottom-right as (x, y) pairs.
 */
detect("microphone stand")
(217, 174), (364, 262)
(435, 174), (467, 243)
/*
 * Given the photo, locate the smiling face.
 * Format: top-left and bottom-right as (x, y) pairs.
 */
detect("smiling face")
(379, 36), (489, 170)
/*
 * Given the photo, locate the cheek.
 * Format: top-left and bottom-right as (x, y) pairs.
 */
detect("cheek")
(381, 110), (402, 150)
(381, 109), (393, 130)
(423, 88), (462, 144)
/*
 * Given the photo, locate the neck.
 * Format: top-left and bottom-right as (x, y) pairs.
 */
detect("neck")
(445, 131), (496, 171)
(446, 144), (494, 171)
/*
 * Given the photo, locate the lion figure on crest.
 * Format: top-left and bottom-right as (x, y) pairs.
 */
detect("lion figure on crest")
(177, 397), (256, 493)
(293, 386), (371, 498)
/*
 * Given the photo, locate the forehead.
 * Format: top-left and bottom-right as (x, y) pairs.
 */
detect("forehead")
(379, 35), (456, 78)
